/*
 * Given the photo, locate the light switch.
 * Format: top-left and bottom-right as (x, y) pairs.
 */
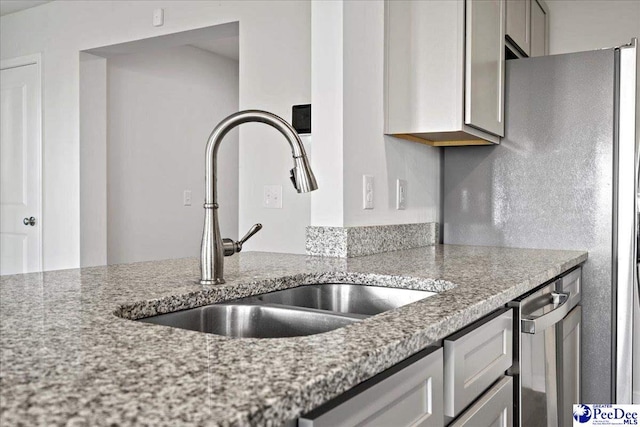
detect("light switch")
(183, 190), (192, 206)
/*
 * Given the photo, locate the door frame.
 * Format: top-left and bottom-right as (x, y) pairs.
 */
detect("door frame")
(1, 53), (43, 272)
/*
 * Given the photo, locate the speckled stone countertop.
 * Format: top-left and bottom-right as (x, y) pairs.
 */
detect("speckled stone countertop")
(0, 245), (586, 426)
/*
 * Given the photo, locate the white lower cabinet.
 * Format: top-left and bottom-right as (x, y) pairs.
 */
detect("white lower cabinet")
(444, 309), (513, 419)
(298, 347), (444, 427)
(297, 310), (514, 427)
(449, 377), (513, 427)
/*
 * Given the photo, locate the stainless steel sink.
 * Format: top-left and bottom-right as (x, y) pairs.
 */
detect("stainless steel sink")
(235, 284), (436, 316)
(137, 283), (436, 338)
(138, 303), (360, 339)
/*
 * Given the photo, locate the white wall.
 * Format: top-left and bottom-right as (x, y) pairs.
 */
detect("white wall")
(342, 1), (440, 227)
(106, 45), (238, 265)
(310, 0), (441, 228)
(0, 0), (311, 269)
(547, 0), (640, 55)
(79, 53), (108, 268)
(310, 0), (345, 227)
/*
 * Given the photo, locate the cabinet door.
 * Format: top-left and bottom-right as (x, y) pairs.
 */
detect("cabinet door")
(558, 306), (581, 427)
(530, 0), (548, 57)
(506, 0), (530, 56)
(299, 347), (444, 427)
(444, 309), (513, 419)
(450, 376), (513, 427)
(465, 0), (506, 137)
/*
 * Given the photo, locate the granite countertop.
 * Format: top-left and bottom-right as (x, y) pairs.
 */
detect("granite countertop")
(0, 245), (587, 426)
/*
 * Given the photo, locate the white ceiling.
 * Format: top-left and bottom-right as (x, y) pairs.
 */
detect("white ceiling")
(0, 0), (53, 16)
(189, 36), (239, 61)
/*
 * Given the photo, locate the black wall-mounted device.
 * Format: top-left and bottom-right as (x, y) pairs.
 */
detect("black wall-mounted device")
(292, 104), (311, 134)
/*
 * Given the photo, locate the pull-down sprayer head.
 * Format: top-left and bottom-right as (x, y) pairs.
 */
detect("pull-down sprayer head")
(290, 153), (318, 193)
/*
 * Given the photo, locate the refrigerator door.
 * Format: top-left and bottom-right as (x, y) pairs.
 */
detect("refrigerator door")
(444, 49), (616, 403)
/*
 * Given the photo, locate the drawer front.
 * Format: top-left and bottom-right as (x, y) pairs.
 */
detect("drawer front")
(299, 347), (444, 427)
(450, 376), (513, 427)
(444, 309), (513, 418)
(557, 267), (581, 310)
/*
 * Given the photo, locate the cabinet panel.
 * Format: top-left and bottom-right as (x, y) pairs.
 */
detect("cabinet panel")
(384, 0), (464, 135)
(557, 267), (582, 312)
(450, 376), (513, 427)
(444, 309), (513, 418)
(506, 0), (530, 56)
(384, 0), (501, 145)
(530, 0), (547, 57)
(559, 306), (581, 427)
(465, 0), (506, 137)
(299, 347), (444, 427)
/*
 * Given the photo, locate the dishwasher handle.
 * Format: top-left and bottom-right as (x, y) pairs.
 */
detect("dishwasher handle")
(521, 292), (570, 334)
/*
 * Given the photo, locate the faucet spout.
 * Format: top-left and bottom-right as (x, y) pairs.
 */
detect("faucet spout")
(200, 110), (318, 285)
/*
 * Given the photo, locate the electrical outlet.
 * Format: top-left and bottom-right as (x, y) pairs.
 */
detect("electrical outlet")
(396, 179), (407, 210)
(363, 175), (374, 209)
(263, 185), (283, 209)
(183, 190), (192, 206)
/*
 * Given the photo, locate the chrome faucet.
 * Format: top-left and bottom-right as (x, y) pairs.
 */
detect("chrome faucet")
(200, 110), (318, 285)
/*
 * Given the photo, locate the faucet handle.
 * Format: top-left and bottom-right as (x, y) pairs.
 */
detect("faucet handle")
(239, 223), (263, 246)
(222, 224), (263, 257)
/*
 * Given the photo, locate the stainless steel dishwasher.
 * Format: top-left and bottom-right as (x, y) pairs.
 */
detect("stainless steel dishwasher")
(509, 267), (582, 427)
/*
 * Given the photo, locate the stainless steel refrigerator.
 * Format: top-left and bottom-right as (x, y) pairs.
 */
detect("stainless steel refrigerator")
(443, 39), (638, 412)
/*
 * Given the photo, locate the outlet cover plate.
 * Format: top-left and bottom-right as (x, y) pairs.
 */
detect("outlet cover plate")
(396, 179), (407, 210)
(263, 185), (283, 209)
(363, 175), (374, 209)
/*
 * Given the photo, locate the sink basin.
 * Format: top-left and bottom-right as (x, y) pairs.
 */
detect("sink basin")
(136, 283), (436, 338)
(138, 303), (360, 338)
(235, 284), (436, 316)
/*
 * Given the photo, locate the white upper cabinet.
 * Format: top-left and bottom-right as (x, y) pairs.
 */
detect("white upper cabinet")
(530, 0), (549, 57)
(506, 0), (530, 56)
(506, 0), (549, 58)
(465, 0), (506, 138)
(384, 0), (505, 146)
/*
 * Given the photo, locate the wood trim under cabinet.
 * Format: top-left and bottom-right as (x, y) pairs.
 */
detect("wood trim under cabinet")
(391, 133), (493, 147)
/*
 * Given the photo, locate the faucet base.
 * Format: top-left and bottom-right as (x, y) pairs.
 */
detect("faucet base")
(199, 279), (226, 285)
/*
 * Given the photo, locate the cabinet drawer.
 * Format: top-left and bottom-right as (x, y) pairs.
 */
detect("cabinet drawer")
(557, 267), (581, 311)
(299, 347), (444, 427)
(450, 376), (513, 427)
(444, 309), (513, 418)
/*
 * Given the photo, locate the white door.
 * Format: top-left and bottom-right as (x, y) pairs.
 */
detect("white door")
(1, 61), (42, 275)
